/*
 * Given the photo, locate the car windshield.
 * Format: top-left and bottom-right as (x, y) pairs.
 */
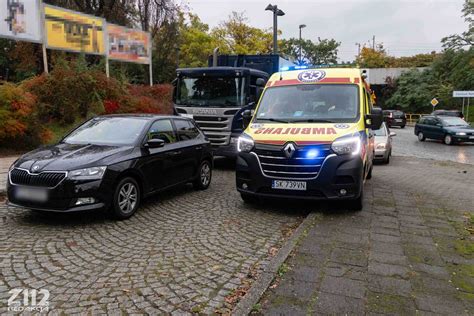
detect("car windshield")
(374, 125), (387, 136)
(254, 84), (359, 123)
(63, 117), (148, 145)
(441, 117), (469, 126)
(176, 75), (246, 107)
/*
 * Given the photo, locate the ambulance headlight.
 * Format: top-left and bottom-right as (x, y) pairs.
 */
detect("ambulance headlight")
(331, 136), (361, 156)
(237, 134), (254, 153)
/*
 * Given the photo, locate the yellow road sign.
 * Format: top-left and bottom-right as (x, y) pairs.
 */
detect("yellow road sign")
(430, 98), (439, 107)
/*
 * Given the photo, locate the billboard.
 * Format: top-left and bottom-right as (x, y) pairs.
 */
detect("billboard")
(0, 0), (42, 43)
(107, 24), (151, 64)
(44, 5), (105, 55)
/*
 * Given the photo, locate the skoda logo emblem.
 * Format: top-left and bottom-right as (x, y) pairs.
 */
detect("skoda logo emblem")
(32, 165), (40, 172)
(283, 143), (296, 159)
(297, 70), (326, 83)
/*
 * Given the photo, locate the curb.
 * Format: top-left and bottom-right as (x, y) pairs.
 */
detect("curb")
(233, 212), (318, 315)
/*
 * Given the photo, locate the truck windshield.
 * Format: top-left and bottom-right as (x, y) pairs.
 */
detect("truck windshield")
(176, 76), (246, 107)
(255, 84), (359, 123)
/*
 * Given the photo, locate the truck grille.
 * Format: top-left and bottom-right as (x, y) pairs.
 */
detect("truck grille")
(193, 115), (233, 146)
(252, 143), (332, 180)
(10, 168), (66, 188)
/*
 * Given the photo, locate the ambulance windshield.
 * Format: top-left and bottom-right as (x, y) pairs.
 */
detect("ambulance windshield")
(255, 84), (359, 123)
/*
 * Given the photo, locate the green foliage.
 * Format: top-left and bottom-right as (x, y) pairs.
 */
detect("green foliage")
(386, 47), (474, 113)
(280, 38), (340, 65)
(356, 46), (438, 68)
(442, 0), (473, 50)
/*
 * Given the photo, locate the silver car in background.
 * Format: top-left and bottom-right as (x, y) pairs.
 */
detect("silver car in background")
(374, 122), (396, 164)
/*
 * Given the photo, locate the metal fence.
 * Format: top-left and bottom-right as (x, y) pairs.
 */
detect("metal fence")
(405, 114), (424, 125)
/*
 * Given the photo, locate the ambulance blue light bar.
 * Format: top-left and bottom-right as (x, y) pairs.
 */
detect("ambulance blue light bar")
(280, 65), (309, 71)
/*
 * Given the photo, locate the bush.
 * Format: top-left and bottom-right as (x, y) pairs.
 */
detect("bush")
(0, 62), (174, 150)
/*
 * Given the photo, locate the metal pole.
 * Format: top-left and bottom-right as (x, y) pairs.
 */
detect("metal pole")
(462, 97), (465, 117)
(39, 0), (48, 74)
(105, 56), (110, 78)
(467, 98), (470, 122)
(299, 27), (302, 64)
(273, 11), (278, 54)
(149, 35), (153, 86)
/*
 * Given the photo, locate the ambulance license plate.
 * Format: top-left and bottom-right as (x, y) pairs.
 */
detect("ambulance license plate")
(272, 180), (307, 191)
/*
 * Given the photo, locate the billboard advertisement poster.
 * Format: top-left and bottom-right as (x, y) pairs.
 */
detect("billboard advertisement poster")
(44, 4), (105, 55)
(0, 0), (42, 43)
(107, 24), (151, 64)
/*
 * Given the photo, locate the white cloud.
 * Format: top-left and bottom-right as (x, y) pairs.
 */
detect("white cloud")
(185, 0), (467, 61)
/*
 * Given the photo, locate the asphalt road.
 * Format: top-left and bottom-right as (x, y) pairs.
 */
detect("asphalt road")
(391, 126), (474, 165)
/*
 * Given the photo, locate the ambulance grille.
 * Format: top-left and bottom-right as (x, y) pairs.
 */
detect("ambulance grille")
(252, 143), (332, 180)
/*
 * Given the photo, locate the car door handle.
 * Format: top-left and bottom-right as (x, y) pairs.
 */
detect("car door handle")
(195, 146), (202, 150)
(167, 151), (181, 156)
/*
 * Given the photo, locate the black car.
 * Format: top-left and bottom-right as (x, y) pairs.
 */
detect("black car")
(7, 115), (213, 219)
(414, 115), (474, 145)
(431, 109), (464, 119)
(383, 110), (406, 128)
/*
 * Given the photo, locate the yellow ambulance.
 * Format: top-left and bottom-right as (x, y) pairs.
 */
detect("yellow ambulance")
(236, 68), (383, 210)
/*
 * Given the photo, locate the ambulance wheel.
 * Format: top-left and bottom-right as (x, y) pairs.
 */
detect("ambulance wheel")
(241, 193), (258, 204)
(349, 190), (364, 211)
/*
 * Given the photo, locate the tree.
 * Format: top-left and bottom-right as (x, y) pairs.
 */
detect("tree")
(356, 46), (391, 68)
(211, 12), (273, 55)
(442, 0), (474, 50)
(280, 38), (340, 65)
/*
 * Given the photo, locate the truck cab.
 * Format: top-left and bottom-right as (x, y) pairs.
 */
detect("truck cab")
(173, 54), (292, 157)
(235, 68), (383, 210)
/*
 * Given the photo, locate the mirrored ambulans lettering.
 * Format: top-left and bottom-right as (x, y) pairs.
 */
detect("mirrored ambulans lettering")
(254, 127), (337, 135)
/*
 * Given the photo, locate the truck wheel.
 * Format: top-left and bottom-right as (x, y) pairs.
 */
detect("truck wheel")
(241, 193), (258, 204)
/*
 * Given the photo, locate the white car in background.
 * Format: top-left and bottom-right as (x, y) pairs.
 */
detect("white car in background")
(374, 122), (396, 164)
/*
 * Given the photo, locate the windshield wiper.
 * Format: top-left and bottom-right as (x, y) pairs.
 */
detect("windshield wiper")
(257, 118), (291, 123)
(290, 119), (336, 123)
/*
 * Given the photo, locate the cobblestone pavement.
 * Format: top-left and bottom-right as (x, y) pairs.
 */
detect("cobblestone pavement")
(259, 156), (474, 315)
(392, 126), (474, 165)
(0, 156), (17, 193)
(0, 160), (308, 314)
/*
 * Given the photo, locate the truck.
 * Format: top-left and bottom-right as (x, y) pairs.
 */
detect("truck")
(173, 53), (293, 157)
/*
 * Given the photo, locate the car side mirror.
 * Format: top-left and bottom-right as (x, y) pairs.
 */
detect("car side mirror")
(256, 78), (266, 87)
(436, 123), (442, 127)
(366, 107), (383, 130)
(145, 138), (165, 149)
(390, 132), (397, 137)
(242, 110), (253, 130)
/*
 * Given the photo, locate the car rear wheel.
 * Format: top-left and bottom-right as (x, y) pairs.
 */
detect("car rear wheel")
(384, 154), (390, 164)
(366, 163), (373, 179)
(111, 177), (141, 220)
(417, 132), (426, 141)
(193, 160), (212, 190)
(401, 125), (406, 129)
(444, 134), (454, 145)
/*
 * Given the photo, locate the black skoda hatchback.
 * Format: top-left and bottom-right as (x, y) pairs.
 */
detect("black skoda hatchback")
(7, 115), (213, 219)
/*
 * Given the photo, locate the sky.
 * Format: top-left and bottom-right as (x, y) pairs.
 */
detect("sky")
(183, 0), (468, 62)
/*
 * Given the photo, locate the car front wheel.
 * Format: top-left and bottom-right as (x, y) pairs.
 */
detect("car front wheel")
(111, 177), (141, 220)
(193, 160), (212, 190)
(444, 134), (454, 145)
(417, 132), (426, 141)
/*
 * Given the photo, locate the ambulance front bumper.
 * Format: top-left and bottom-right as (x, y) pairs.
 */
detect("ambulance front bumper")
(236, 152), (364, 200)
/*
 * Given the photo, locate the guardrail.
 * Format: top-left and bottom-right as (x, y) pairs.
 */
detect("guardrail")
(405, 113), (424, 125)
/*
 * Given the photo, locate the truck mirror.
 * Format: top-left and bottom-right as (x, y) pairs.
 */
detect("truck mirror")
(256, 87), (264, 102)
(256, 78), (266, 87)
(242, 110), (252, 129)
(366, 107), (383, 130)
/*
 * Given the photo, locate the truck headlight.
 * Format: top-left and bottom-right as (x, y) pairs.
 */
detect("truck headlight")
(456, 132), (466, 136)
(237, 134), (254, 153)
(68, 166), (107, 180)
(331, 136), (361, 156)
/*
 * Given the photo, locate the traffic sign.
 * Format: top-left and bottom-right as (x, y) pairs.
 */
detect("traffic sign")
(430, 98), (439, 107)
(453, 91), (474, 98)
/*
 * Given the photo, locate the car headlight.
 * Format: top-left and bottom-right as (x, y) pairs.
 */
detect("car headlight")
(456, 132), (466, 136)
(331, 136), (361, 156)
(237, 134), (254, 153)
(68, 166), (107, 180)
(376, 143), (386, 149)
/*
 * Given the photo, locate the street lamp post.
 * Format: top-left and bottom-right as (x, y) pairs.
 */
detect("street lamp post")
(299, 24), (306, 65)
(265, 4), (285, 54)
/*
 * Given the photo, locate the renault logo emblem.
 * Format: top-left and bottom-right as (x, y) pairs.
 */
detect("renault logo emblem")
(283, 143), (296, 159)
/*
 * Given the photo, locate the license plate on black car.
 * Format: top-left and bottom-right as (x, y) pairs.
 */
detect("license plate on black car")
(15, 187), (48, 202)
(272, 180), (307, 191)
